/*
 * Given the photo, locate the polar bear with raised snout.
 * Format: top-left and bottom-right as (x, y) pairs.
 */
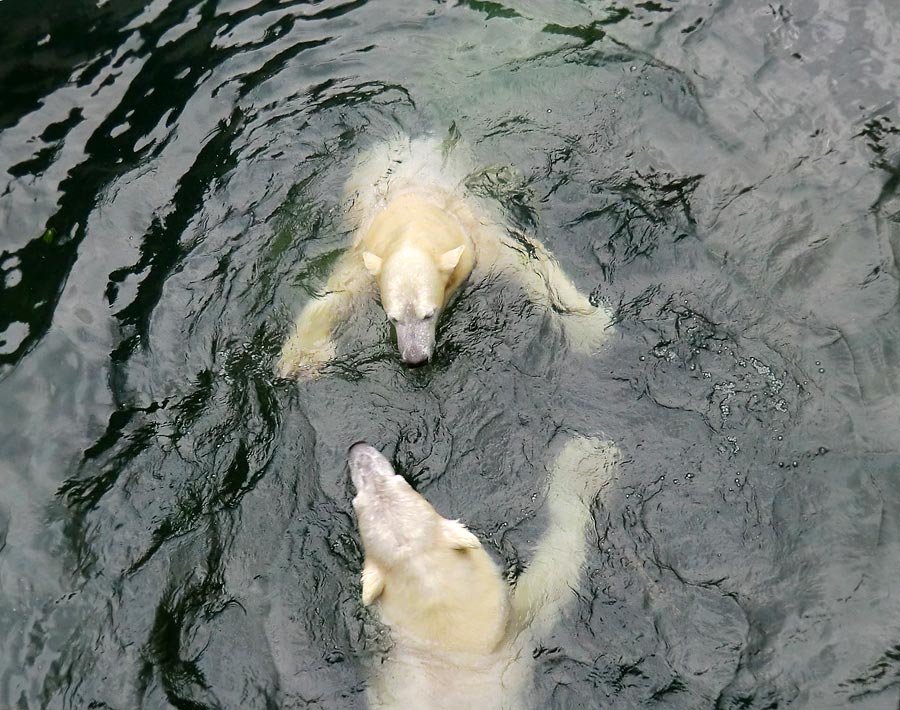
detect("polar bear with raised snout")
(277, 136), (613, 377)
(347, 437), (620, 709)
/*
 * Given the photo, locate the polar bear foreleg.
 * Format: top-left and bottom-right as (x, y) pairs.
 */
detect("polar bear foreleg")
(276, 249), (371, 379)
(511, 435), (620, 637)
(486, 230), (613, 352)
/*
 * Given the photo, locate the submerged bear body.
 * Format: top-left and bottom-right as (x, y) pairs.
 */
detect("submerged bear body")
(277, 136), (612, 377)
(348, 438), (620, 709)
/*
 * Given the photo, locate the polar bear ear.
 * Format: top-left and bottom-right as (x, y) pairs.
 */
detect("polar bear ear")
(362, 251), (383, 276)
(442, 519), (481, 550)
(437, 245), (465, 274)
(361, 562), (385, 605)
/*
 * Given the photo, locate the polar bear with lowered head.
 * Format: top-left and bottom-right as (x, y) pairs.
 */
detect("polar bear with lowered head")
(348, 436), (620, 709)
(277, 136), (612, 377)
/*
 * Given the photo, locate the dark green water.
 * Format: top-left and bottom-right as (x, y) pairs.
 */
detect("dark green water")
(2, 0), (900, 708)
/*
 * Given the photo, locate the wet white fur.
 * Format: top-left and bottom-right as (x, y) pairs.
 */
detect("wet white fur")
(277, 136), (613, 377)
(349, 436), (620, 709)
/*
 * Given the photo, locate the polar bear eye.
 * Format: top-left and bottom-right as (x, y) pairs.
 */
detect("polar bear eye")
(422, 310), (436, 321)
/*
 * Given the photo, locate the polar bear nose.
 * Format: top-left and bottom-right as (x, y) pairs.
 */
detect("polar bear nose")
(349, 443), (381, 473)
(348, 443), (396, 491)
(394, 321), (435, 366)
(349, 442), (376, 460)
(400, 346), (431, 365)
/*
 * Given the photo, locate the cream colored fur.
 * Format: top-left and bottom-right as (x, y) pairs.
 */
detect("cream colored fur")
(348, 436), (620, 709)
(277, 136), (613, 377)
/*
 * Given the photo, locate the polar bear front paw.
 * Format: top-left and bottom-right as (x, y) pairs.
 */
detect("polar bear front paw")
(550, 434), (620, 499)
(275, 340), (336, 380)
(561, 304), (614, 353)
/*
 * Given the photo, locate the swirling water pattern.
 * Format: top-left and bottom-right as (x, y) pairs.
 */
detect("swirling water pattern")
(1, 0), (899, 708)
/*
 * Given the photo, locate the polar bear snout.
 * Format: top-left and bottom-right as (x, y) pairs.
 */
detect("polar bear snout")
(399, 342), (432, 366)
(394, 320), (435, 365)
(348, 442), (395, 493)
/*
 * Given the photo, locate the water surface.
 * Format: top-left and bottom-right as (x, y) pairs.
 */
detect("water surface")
(1, 0), (900, 708)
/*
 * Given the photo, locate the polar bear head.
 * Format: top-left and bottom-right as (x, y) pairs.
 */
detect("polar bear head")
(348, 443), (509, 653)
(363, 245), (464, 365)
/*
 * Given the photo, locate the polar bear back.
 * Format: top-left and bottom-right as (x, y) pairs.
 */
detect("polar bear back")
(346, 137), (501, 253)
(368, 641), (528, 710)
(346, 137), (472, 220)
(375, 541), (509, 655)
